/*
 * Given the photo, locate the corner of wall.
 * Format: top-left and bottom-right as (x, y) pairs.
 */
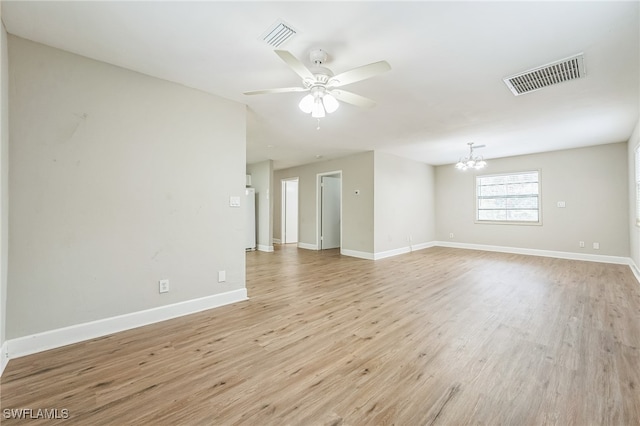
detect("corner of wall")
(0, 11), (9, 377)
(0, 340), (7, 376)
(628, 118), (640, 268)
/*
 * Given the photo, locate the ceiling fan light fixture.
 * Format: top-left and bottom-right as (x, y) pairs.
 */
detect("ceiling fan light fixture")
(322, 93), (339, 113)
(246, 49), (391, 124)
(299, 94), (314, 113)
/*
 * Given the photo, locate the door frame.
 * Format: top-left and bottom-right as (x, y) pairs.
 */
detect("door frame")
(281, 177), (299, 244)
(316, 170), (342, 250)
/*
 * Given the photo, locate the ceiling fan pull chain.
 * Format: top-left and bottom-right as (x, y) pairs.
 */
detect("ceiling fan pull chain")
(316, 119), (321, 130)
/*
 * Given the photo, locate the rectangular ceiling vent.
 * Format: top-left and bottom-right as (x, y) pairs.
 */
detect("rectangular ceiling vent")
(503, 53), (585, 96)
(261, 19), (297, 48)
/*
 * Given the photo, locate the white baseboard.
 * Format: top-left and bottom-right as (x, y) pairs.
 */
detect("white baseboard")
(0, 341), (8, 377)
(629, 260), (640, 285)
(373, 241), (436, 260)
(298, 242), (318, 250)
(435, 241), (632, 265)
(341, 249), (374, 260)
(4, 288), (248, 364)
(272, 238), (282, 244)
(257, 244), (274, 252)
(374, 247), (410, 260)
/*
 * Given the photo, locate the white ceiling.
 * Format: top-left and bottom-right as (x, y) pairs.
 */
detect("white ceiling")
(2, 1), (639, 170)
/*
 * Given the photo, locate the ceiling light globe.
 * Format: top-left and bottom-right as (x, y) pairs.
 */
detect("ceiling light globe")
(323, 94), (339, 113)
(299, 94), (314, 114)
(311, 99), (325, 118)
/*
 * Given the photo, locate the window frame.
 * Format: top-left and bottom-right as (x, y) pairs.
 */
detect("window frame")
(475, 169), (542, 226)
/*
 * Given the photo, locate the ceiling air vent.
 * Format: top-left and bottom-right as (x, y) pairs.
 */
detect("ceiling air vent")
(503, 53), (585, 96)
(261, 19), (297, 48)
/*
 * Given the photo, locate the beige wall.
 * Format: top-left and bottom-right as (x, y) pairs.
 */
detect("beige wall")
(274, 152), (374, 254)
(246, 160), (273, 251)
(7, 36), (247, 338)
(628, 120), (640, 266)
(0, 13), (8, 354)
(435, 142), (629, 257)
(374, 152), (435, 253)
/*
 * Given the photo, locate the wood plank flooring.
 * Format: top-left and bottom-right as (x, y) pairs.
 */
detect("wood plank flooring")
(1, 245), (639, 425)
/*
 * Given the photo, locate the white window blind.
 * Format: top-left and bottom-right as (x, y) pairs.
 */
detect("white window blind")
(476, 171), (540, 223)
(635, 146), (640, 226)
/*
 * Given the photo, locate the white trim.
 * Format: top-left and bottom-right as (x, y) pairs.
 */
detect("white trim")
(435, 241), (631, 265)
(412, 241), (437, 251)
(316, 171), (342, 251)
(257, 244), (274, 252)
(373, 242), (437, 260)
(272, 238), (282, 244)
(298, 242), (318, 250)
(374, 247), (411, 260)
(281, 177), (299, 244)
(341, 249), (374, 260)
(629, 259), (640, 285)
(4, 289), (248, 362)
(0, 341), (8, 377)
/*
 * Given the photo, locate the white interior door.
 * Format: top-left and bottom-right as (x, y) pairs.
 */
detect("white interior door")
(321, 175), (341, 249)
(283, 179), (298, 243)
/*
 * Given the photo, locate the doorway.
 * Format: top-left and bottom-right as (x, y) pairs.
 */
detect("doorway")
(281, 178), (299, 244)
(317, 171), (342, 250)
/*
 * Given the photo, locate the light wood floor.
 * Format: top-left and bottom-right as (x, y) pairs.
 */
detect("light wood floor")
(2, 245), (640, 425)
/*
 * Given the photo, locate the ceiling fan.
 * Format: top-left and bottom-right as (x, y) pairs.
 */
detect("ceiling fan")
(243, 49), (391, 119)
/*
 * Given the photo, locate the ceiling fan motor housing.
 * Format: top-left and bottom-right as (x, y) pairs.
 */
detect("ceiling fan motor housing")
(309, 48), (327, 65)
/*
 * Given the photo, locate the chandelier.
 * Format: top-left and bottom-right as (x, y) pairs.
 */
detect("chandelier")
(455, 142), (487, 171)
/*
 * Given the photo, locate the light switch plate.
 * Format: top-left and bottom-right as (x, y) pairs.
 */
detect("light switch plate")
(229, 196), (241, 207)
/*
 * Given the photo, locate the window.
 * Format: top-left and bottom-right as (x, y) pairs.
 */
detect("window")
(635, 145), (640, 226)
(476, 171), (540, 223)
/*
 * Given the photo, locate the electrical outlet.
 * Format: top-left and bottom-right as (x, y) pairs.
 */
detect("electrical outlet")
(579, 241), (585, 248)
(593, 242), (600, 250)
(449, 233), (454, 239)
(218, 271), (226, 283)
(159, 279), (169, 293)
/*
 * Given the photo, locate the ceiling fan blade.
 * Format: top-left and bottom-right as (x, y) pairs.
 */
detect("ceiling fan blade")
(244, 87), (308, 96)
(330, 89), (377, 109)
(327, 61), (391, 87)
(274, 50), (315, 82)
